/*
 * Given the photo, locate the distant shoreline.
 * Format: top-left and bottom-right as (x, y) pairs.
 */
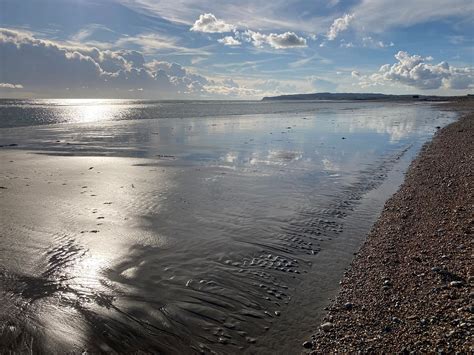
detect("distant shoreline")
(307, 98), (474, 352)
(262, 92), (473, 102)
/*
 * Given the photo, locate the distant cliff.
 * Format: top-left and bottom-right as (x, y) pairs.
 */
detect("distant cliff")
(261, 92), (459, 101)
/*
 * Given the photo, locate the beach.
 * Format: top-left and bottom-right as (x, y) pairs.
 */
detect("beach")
(0, 99), (467, 353)
(309, 100), (473, 353)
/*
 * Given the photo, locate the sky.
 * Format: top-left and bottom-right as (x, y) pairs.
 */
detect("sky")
(0, 0), (473, 99)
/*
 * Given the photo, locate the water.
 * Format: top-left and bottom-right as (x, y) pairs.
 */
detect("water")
(0, 99), (355, 129)
(0, 100), (455, 353)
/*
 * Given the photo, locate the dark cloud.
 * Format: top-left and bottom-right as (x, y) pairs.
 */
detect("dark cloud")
(0, 28), (215, 98)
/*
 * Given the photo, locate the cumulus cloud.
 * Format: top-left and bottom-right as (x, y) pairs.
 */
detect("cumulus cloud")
(354, 51), (473, 90)
(265, 32), (307, 49)
(218, 36), (241, 46)
(190, 13), (235, 33)
(0, 28), (293, 99)
(0, 83), (23, 89)
(189, 13), (307, 50)
(0, 28), (220, 97)
(243, 30), (307, 49)
(327, 14), (354, 40)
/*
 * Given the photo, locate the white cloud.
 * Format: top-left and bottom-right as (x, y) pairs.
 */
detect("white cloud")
(203, 84), (260, 98)
(202, 78), (300, 99)
(244, 30), (307, 49)
(327, 14), (354, 40)
(355, 51), (473, 90)
(362, 36), (394, 48)
(0, 28), (288, 99)
(218, 36), (241, 46)
(189, 14), (308, 50)
(118, 0), (473, 36)
(190, 13), (235, 33)
(340, 40), (355, 48)
(0, 83), (23, 89)
(118, 0), (326, 33)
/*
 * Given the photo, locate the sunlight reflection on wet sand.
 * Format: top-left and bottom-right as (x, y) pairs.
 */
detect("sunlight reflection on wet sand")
(0, 101), (457, 352)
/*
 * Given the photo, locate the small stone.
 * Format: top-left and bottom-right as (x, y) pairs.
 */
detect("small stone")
(446, 330), (456, 337)
(344, 302), (353, 310)
(320, 322), (333, 331)
(302, 341), (313, 349)
(274, 311), (281, 316)
(449, 281), (463, 287)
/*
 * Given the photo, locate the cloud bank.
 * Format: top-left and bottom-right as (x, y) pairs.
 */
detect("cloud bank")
(355, 51), (473, 90)
(0, 28), (219, 98)
(0, 28), (307, 99)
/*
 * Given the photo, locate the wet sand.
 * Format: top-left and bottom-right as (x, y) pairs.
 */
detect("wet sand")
(308, 100), (473, 353)
(0, 101), (461, 353)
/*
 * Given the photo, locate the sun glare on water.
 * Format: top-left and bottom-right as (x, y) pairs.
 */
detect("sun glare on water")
(49, 99), (129, 124)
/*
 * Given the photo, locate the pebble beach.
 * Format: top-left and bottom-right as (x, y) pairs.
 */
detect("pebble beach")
(308, 100), (474, 353)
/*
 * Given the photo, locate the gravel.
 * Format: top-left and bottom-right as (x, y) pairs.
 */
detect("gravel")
(309, 100), (473, 353)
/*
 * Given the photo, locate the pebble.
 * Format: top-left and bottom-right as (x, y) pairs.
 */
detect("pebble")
(320, 322), (333, 331)
(449, 281), (463, 287)
(302, 341), (313, 349)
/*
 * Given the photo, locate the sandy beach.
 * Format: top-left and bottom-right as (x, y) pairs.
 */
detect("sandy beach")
(2, 1), (473, 352)
(308, 100), (473, 353)
(0, 100), (468, 353)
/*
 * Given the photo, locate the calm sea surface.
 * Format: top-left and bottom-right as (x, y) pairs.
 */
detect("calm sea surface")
(0, 100), (455, 353)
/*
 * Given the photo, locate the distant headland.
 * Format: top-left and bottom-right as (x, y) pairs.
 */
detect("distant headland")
(261, 92), (473, 101)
